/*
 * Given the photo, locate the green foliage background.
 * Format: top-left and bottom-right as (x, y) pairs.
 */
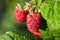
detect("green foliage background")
(0, 0), (40, 40)
(0, 0), (60, 40)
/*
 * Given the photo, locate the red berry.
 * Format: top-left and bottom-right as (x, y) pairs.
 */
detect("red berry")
(27, 12), (42, 36)
(14, 6), (28, 23)
(32, 31), (42, 37)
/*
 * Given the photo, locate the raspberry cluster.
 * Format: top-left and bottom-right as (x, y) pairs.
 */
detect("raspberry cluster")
(14, 3), (42, 37)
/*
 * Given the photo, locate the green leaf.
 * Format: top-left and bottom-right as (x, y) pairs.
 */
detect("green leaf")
(0, 31), (33, 40)
(32, 0), (37, 5)
(32, 0), (42, 10)
(40, 0), (60, 38)
(40, 0), (60, 31)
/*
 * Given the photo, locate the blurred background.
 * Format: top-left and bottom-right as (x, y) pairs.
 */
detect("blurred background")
(0, 0), (35, 38)
(1, 0), (60, 40)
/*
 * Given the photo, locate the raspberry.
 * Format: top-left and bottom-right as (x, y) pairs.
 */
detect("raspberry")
(14, 5), (28, 23)
(27, 12), (42, 36)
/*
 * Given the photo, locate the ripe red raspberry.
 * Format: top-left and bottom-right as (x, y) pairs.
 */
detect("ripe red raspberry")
(27, 12), (42, 37)
(14, 5), (28, 23)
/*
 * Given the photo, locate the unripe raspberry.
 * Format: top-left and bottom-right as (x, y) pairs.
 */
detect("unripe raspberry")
(14, 5), (28, 23)
(27, 12), (42, 36)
